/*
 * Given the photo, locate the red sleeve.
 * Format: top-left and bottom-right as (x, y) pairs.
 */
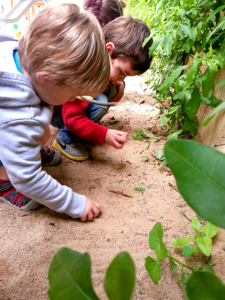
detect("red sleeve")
(62, 100), (108, 145)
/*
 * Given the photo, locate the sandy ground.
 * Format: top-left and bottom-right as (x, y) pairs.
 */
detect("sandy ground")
(0, 91), (225, 300)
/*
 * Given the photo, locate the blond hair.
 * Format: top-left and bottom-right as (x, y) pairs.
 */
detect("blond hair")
(18, 3), (110, 94)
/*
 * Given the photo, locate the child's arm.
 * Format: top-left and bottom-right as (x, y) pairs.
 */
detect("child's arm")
(0, 118), (98, 219)
(111, 81), (125, 103)
(105, 129), (128, 149)
(63, 100), (108, 145)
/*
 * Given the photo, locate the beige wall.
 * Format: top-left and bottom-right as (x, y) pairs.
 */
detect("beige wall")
(194, 69), (225, 153)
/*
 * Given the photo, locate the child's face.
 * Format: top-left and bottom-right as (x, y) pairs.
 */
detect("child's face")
(31, 76), (99, 106)
(109, 58), (139, 83)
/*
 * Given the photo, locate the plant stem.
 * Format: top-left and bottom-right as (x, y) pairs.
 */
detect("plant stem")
(167, 255), (194, 271)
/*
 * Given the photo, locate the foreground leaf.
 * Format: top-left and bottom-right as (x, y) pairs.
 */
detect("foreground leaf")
(104, 252), (135, 300)
(145, 256), (161, 285)
(155, 242), (168, 262)
(48, 248), (99, 300)
(164, 140), (225, 228)
(187, 271), (225, 300)
(196, 236), (212, 256)
(182, 245), (199, 257)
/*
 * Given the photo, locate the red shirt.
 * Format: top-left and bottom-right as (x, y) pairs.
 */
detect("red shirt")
(62, 99), (108, 145)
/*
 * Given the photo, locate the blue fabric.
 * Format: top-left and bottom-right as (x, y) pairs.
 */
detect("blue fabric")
(13, 50), (23, 74)
(0, 161), (3, 167)
(51, 85), (118, 144)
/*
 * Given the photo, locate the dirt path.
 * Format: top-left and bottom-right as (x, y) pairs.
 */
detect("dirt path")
(0, 91), (225, 300)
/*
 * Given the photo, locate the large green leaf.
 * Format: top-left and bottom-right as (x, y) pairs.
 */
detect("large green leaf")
(160, 117), (170, 126)
(179, 24), (193, 39)
(149, 222), (163, 250)
(145, 256), (161, 285)
(164, 140), (225, 228)
(48, 248), (99, 300)
(202, 100), (225, 126)
(182, 246), (199, 257)
(196, 236), (212, 256)
(104, 252), (135, 300)
(184, 57), (198, 89)
(203, 222), (217, 238)
(172, 236), (195, 247)
(187, 271), (225, 300)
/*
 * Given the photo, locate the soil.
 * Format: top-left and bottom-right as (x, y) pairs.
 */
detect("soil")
(0, 90), (225, 300)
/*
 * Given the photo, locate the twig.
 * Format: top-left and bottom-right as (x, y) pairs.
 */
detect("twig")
(180, 211), (192, 222)
(168, 182), (180, 193)
(108, 189), (132, 198)
(211, 143), (225, 147)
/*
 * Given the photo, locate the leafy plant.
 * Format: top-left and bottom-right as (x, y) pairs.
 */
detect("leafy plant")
(132, 128), (147, 140)
(48, 248), (135, 300)
(172, 218), (217, 257)
(126, 0), (225, 137)
(141, 156), (149, 162)
(145, 222), (224, 300)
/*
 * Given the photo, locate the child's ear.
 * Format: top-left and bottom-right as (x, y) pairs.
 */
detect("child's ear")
(106, 43), (115, 57)
(36, 73), (46, 84)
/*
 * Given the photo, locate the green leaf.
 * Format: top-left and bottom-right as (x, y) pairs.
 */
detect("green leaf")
(160, 117), (170, 126)
(201, 66), (217, 97)
(172, 236), (195, 247)
(202, 100), (225, 127)
(158, 65), (187, 95)
(202, 264), (214, 274)
(196, 236), (212, 256)
(141, 156), (149, 163)
(134, 187), (145, 193)
(48, 248), (99, 300)
(203, 222), (217, 238)
(187, 271), (225, 300)
(184, 86), (201, 120)
(184, 57), (198, 89)
(182, 245), (199, 257)
(163, 35), (173, 56)
(164, 140), (225, 229)
(191, 218), (201, 236)
(167, 129), (183, 140)
(155, 242), (168, 262)
(169, 258), (179, 277)
(156, 0), (163, 11)
(142, 34), (153, 47)
(149, 36), (164, 57)
(145, 256), (161, 285)
(206, 17), (225, 44)
(179, 24), (193, 39)
(104, 252), (135, 300)
(183, 114), (198, 137)
(207, 5), (225, 21)
(167, 106), (180, 115)
(149, 222), (163, 250)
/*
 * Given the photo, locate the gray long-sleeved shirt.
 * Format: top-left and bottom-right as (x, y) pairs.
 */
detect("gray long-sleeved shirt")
(0, 39), (86, 218)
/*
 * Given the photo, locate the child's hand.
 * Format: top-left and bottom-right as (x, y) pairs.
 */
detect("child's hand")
(79, 197), (101, 221)
(111, 81), (125, 103)
(105, 129), (128, 149)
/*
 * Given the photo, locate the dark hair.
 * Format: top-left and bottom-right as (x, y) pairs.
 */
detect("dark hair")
(103, 16), (153, 74)
(83, 0), (125, 28)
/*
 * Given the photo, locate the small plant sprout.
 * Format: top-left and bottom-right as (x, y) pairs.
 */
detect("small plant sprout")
(141, 156), (149, 163)
(134, 187), (145, 193)
(132, 128), (147, 140)
(145, 221), (223, 300)
(155, 149), (167, 165)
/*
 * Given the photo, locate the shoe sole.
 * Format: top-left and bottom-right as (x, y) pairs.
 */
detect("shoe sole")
(0, 196), (43, 211)
(53, 140), (89, 161)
